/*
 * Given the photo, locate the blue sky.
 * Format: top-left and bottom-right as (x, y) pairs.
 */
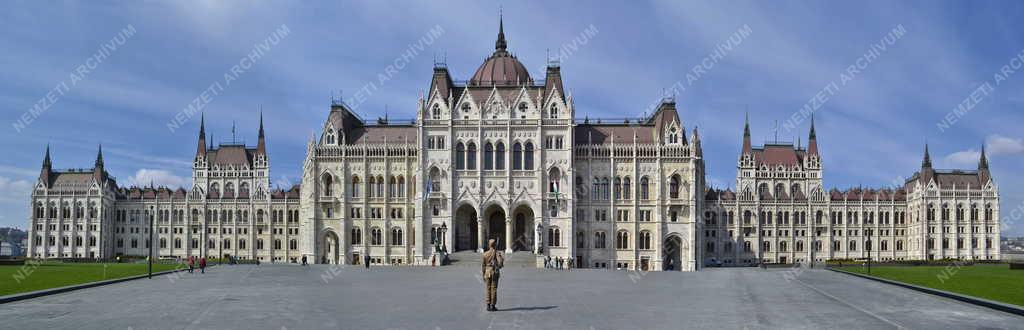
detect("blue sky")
(2, 1), (1023, 236)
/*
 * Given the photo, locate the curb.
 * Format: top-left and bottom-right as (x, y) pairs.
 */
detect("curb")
(0, 266), (188, 305)
(828, 268), (1024, 317)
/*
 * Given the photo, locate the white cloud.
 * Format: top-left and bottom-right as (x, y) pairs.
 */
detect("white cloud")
(942, 149), (980, 168)
(986, 134), (1024, 156)
(0, 176), (34, 203)
(123, 169), (190, 188)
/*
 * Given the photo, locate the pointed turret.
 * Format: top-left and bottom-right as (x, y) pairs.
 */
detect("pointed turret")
(922, 143), (932, 169)
(693, 126), (703, 158)
(196, 113), (207, 159)
(807, 114), (819, 156)
(256, 111), (267, 156)
(495, 13), (507, 53)
(979, 144), (991, 184)
(742, 113), (752, 155)
(93, 144), (105, 183)
(40, 144), (52, 187)
(920, 143), (935, 185)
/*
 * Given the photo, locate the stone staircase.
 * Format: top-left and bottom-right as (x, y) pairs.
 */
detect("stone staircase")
(446, 251), (537, 268)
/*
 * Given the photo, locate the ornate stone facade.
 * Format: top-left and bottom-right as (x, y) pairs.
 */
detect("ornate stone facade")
(25, 20), (998, 272)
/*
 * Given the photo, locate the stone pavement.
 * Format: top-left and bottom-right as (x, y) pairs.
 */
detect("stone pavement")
(2, 264), (1022, 329)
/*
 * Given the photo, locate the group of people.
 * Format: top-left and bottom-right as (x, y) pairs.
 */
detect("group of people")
(185, 256), (207, 274)
(543, 255), (572, 271)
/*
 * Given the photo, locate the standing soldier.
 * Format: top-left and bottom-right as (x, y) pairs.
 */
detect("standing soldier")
(481, 239), (504, 312)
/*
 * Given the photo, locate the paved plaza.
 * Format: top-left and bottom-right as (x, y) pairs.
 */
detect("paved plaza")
(2, 264), (1022, 329)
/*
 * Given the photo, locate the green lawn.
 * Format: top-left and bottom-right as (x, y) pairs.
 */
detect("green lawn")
(0, 261), (182, 296)
(837, 264), (1024, 306)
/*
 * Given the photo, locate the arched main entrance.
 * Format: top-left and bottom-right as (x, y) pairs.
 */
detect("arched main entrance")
(484, 205), (507, 251)
(323, 231), (340, 264)
(664, 235), (683, 271)
(511, 205), (535, 252)
(454, 204), (478, 252)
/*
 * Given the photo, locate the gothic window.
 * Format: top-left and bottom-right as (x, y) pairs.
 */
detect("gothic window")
(971, 204), (979, 221)
(397, 176), (405, 197)
(616, 231), (630, 250)
(484, 142), (494, 170)
(289, 239), (297, 250)
(622, 177), (631, 199)
(790, 184), (801, 197)
(512, 142), (523, 170)
(518, 102), (528, 118)
(614, 177), (622, 199)
(391, 227), (403, 246)
(367, 176), (376, 198)
(371, 228), (382, 245)
(547, 227), (561, 247)
(455, 142), (466, 170)
(376, 175), (384, 197)
(639, 231), (652, 250)
(467, 142), (477, 170)
(669, 127), (678, 144)
(601, 177), (610, 200)
(524, 142), (535, 170)
(388, 176), (397, 197)
(669, 175), (681, 199)
(548, 168), (561, 193)
(429, 168), (441, 192)
(927, 203), (935, 221)
(549, 104), (558, 119)
(210, 183), (220, 198)
(985, 204), (993, 221)
(942, 203), (950, 221)
(594, 231), (607, 249)
(495, 142), (506, 170)
(640, 176), (650, 200)
(351, 176), (361, 197)
(351, 227), (362, 245)
(431, 104), (441, 120)
(774, 183), (785, 198)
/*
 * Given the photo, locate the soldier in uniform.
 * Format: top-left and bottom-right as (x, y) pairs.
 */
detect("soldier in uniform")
(482, 238), (504, 312)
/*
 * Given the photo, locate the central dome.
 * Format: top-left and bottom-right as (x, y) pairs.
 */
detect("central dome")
(469, 17), (531, 86)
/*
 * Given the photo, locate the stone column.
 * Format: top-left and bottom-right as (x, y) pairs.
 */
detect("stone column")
(477, 215), (485, 253)
(505, 215), (513, 254)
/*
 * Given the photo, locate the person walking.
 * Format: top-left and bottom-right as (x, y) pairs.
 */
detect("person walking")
(187, 256), (194, 274)
(302, 255), (308, 266)
(481, 239), (504, 312)
(199, 257), (207, 274)
(363, 254), (371, 269)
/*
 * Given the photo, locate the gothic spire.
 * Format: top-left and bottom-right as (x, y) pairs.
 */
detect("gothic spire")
(979, 144), (989, 170)
(495, 11), (508, 53)
(922, 143), (932, 168)
(807, 114), (819, 156)
(742, 112), (752, 154)
(42, 144), (51, 169)
(257, 110), (267, 155)
(95, 144), (104, 168)
(196, 113), (207, 158)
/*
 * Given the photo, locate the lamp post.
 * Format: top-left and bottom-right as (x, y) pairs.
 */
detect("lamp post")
(148, 208), (154, 279)
(866, 229), (872, 275)
(441, 222), (448, 253)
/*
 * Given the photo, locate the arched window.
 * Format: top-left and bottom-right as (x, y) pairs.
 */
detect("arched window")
(367, 176), (377, 198)
(640, 177), (650, 200)
(547, 227), (561, 247)
(431, 104), (441, 120)
(524, 142), (535, 170)
(774, 183), (785, 198)
(941, 203), (950, 221)
(594, 231), (606, 249)
(351, 227), (362, 245)
(225, 182), (235, 197)
(210, 183), (220, 198)
(669, 175), (680, 199)
(616, 231), (630, 250)
(289, 239), (297, 250)
(391, 227), (404, 245)
(351, 176), (360, 197)
(495, 142), (506, 170)
(467, 142), (477, 170)
(429, 168), (441, 192)
(601, 177), (610, 200)
(455, 142), (466, 170)
(371, 228), (382, 245)
(388, 176), (397, 197)
(791, 184), (801, 197)
(483, 142), (494, 170)
(985, 204), (993, 221)
(592, 177), (600, 200)
(763, 241), (771, 252)
(397, 176), (405, 197)
(614, 177), (622, 200)
(512, 142), (523, 170)
(376, 175), (384, 198)
(639, 231), (651, 250)
(927, 203), (935, 221)
(548, 104), (558, 119)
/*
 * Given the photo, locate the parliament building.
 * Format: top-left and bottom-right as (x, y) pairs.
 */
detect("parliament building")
(26, 20), (1001, 271)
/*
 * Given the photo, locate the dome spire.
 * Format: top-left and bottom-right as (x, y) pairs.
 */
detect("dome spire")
(495, 9), (507, 53)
